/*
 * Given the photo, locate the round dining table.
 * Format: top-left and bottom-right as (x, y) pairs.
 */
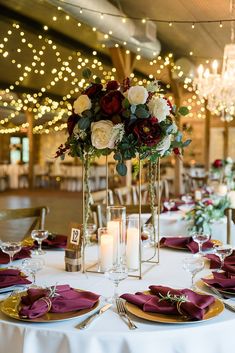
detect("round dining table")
(0, 244), (235, 353)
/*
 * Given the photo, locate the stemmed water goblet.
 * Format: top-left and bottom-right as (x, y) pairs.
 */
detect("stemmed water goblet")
(182, 255), (204, 290)
(21, 258), (45, 287)
(214, 244), (233, 271)
(31, 229), (49, 255)
(0, 241), (22, 267)
(192, 232), (210, 256)
(105, 264), (128, 303)
(163, 200), (175, 213)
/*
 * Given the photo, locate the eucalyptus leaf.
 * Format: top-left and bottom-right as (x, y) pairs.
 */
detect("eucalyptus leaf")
(135, 106), (150, 119)
(178, 106), (189, 116)
(183, 139), (192, 147)
(116, 162), (127, 176)
(78, 117), (90, 130)
(82, 68), (92, 79)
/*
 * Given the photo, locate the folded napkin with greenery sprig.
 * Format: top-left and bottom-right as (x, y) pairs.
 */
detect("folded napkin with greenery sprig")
(19, 285), (100, 319)
(121, 285), (215, 320)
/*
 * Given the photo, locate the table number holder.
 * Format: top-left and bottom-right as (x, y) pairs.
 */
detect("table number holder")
(65, 222), (82, 272)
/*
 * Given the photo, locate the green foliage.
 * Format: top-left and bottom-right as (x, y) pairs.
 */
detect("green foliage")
(82, 68), (92, 79)
(186, 196), (230, 235)
(178, 106), (189, 116)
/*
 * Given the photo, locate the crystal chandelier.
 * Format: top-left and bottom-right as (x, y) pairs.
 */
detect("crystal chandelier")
(194, 0), (235, 120)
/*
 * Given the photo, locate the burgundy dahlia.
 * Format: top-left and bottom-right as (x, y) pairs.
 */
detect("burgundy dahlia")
(83, 83), (103, 98)
(133, 117), (162, 147)
(106, 80), (120, 91)
(100, 90), (124, 115)
(67, 113), (79, 136)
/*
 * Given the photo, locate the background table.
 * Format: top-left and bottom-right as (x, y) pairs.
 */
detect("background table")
(1, 246), (235, 353)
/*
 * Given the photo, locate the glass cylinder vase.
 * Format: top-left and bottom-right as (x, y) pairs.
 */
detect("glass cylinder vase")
(126, 216), (140, 271)
(98, 227), (114, 272)
(106, 206), (126, 266)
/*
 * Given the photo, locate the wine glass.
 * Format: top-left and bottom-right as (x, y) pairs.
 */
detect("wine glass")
(214, 244), (233, 271)
(182, 194), (193, 204)
(182, 255), (204, 290)
(105, 264), (128, 303)
(0, 241), (22, 267)
(31, 230), (49, 255)
(192, 232), (210, 256)
(163, 200), (175, 213)
(21, 258), (45, 287)
(84, 223), (97, 246)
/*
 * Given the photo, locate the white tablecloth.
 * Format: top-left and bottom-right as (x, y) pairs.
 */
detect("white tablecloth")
(1, 246), (235, 353)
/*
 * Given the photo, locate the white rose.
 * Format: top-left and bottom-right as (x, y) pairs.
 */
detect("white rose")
(73, 95), (92, 115)
(226, 157), (233, 164)
(156, 135), (171, 156)
(127, 86), (148, 105)
(148, 97), (171, 122)
(91, 120), (114, 149)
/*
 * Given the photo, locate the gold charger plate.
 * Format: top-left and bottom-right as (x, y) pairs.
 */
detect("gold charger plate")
(125, 291), (224, 324)
(197, 276), (235, 297)
(0, 290), (99, 323)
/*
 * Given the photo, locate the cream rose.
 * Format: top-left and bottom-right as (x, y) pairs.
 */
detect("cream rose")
(91, 120), (115, 149)
(148, 97), (171, 122)
(127, 85), (148, 105)
(73, 95), (92, 115)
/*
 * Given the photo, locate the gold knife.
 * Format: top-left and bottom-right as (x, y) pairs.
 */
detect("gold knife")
(76, 303), (112, 329)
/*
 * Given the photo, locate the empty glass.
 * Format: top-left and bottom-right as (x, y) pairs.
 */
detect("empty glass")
(214, 244), (233, 271)
(21, 258), (45, 287)
(192, 232), (210, 256)
(0, 241), (22, 267)
(164, 200), (175, 213)
(183, 255), (204, 290)
(105, 264), (128, 302)
(182, 194), (193, 204)
(31, 230), (49, 255)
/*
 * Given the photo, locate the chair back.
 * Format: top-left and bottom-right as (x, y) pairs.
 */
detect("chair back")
(0, 206), (49, 239)
(114, 186), (133, 205)
(91, 189), (114, 205)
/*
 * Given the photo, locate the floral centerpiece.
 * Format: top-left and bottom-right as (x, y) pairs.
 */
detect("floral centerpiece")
(185, 196), (230, 235)
(211, 157), (234, 188)
(56, 68), (191, 236)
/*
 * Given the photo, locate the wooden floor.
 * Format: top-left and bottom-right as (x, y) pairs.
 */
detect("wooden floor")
(0, 189), (83, 240)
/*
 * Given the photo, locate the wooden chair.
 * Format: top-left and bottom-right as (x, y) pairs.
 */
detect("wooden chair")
(90, 203), (157, 229)
(225, 208), (235, 244)
(90, 189), (114, 205)
(132, 184), (149, 205)
(114, 186), (133, 204)
(0, 206), (49, 239)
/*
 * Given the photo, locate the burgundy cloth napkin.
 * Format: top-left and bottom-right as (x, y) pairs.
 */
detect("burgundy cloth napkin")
(121, 285), (215, 320)
(40, 234), (67, 249)
(206, 252), (235, 273)
(0, 247), (31, 265)
(19, 285), (100, 319)
(0, 269), (31, 289)
(160, 236), (214, 253)
(202, 272), (235, 293)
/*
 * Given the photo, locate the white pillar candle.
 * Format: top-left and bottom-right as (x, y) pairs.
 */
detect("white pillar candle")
(100, 234), (113, 271)
(217, 184), (228, 196)
(126, 228), (139, 270)
(228, 190), (235, 208)
(107, 221), (120, 264)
